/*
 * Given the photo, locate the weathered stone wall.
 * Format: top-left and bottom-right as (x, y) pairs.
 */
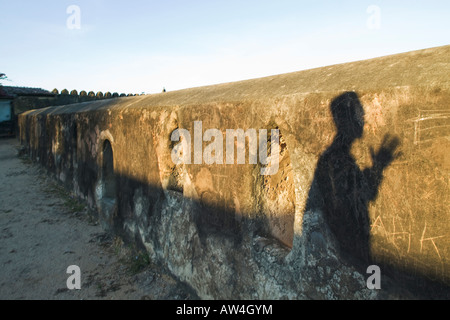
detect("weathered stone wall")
(11, 93), (124, 137)
(18, 46), (450, 299)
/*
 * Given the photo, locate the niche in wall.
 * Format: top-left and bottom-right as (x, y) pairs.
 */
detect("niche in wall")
(101, 139), (116, 209)
(257, 128), (295, 248)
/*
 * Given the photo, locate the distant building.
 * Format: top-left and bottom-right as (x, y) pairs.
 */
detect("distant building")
(0, 86), (54, 136)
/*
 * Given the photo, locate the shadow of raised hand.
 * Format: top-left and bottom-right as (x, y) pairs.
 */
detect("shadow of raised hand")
(370, 134), (401, 170)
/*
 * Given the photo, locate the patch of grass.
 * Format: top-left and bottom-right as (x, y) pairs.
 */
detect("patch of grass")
(63, 196), (86, 214)
(111, 236), (124, 256)
(112, 238), (151, 275)
(44, 181), (86, 214)
(19, 156), (32, 165)
(127, 251), (151, 275)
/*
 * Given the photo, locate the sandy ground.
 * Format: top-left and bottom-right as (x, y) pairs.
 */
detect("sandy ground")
(0, 138), (197, 300)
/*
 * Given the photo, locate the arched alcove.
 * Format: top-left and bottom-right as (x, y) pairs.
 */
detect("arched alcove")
(72, 122), (77, 156)
(101, 139), (116, 208)
(257, 128), (296, 248)
(166, 127), (186, 193)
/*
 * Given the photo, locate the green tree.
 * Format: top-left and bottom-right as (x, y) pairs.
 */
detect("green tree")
(0, 73), (10, 85)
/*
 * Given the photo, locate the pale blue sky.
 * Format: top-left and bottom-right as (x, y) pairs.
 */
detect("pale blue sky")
(1, 1), (449, 94)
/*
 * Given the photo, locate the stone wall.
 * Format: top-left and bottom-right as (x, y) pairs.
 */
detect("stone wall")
(11, 93), (121, 136)
(18, 46), (450, 299)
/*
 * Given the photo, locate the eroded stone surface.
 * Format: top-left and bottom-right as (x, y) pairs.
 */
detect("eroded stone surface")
(18, 46), (450, 299)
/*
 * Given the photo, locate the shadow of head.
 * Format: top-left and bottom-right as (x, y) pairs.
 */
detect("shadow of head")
(331, 91), (365, 142)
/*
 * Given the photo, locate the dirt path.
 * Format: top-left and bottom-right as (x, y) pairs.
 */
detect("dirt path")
(0, 138), (197, 300)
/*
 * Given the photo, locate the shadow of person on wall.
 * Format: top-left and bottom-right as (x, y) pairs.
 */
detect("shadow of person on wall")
(304, 91), (400, 269)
